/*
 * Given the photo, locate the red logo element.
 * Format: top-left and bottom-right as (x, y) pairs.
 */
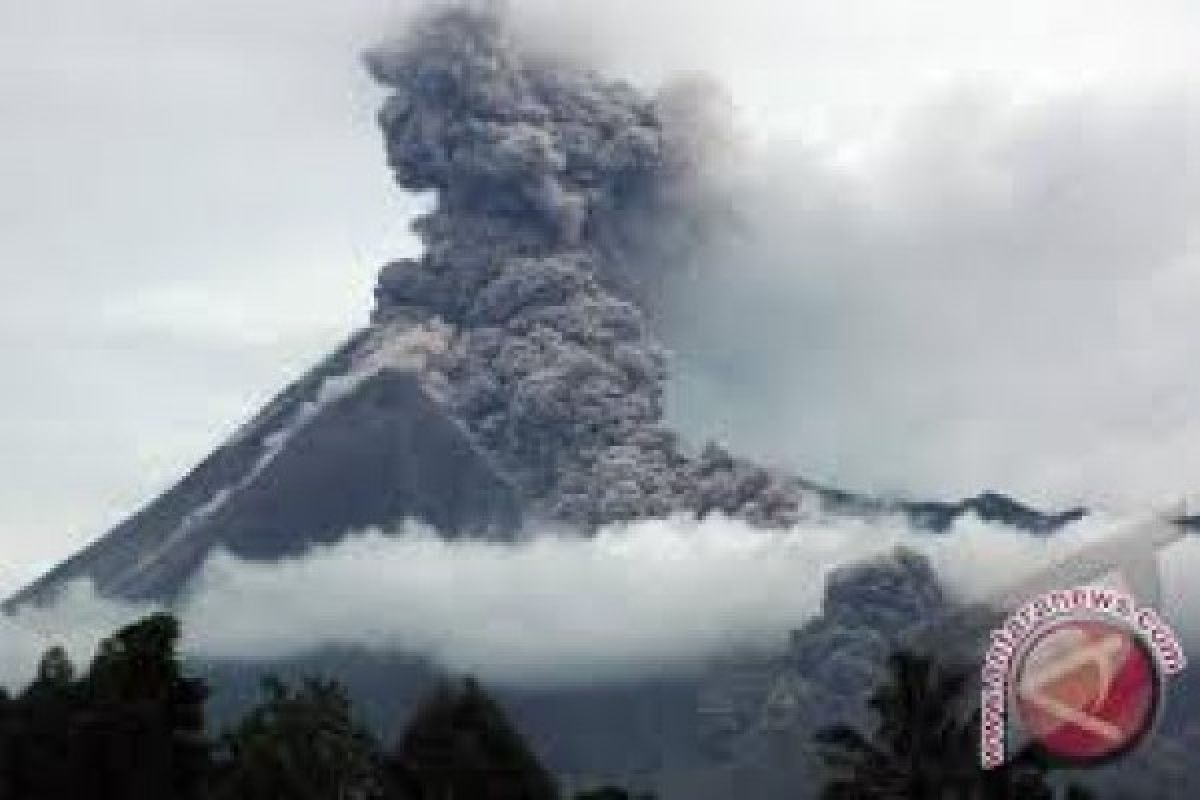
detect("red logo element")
(1014, 619), (1159, 764)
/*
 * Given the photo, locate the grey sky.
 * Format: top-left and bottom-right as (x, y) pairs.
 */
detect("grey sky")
(662, 88), (1200, 510)
(2, 0), (1199, 595)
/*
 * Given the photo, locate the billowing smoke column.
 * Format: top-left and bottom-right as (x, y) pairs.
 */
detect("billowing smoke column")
(364, 4), (806, 527)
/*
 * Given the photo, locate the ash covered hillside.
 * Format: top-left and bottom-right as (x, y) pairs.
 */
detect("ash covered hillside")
(8, 6), (1076, 611)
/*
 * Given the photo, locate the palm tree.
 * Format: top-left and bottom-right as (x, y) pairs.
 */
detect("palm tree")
(814, 649), (1089, 800)
(815, 650), (976, 798)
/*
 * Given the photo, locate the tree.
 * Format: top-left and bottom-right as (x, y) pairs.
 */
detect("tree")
(213, 675), (390, 800)
(0, 613), (210, 800)
(814, 649), (1076, 800)
(0, 647), (82, 799)
(81, 613), (211, 800)
(393, 677), (558, 800)
(33, 646), (74, 687)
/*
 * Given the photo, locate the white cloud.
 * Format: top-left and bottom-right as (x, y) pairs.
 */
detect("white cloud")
(3, 513), (1197, 691)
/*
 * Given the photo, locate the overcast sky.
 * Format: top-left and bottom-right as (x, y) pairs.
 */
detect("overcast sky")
(1, 0), (1198, 595)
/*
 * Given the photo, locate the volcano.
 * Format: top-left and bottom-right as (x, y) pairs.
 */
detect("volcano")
(5, 6), (1079, 613)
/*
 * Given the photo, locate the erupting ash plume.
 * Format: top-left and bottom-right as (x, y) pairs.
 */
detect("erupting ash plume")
(363, 4), (808, 527)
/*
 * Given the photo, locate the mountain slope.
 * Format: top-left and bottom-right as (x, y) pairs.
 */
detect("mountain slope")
(9, 324), (522, 607)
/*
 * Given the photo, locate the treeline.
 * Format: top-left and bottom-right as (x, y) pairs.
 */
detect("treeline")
(0, 614), (648, 800)
(0, 613), (1161, 799)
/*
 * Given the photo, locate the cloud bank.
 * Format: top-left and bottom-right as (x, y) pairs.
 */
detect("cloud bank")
(4, 513), (1197, 691)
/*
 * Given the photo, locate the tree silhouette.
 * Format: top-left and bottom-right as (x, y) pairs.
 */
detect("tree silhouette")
(0, 647), (83, 799)
(83, 613), (211, 800)
(213, 675), (389, 800)
(0, 613), (210, 800)
(814, 649), (1096, 800)
(393, 677), (558, 800)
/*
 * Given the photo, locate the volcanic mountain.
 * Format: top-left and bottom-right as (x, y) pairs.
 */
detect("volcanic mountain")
(6, 6), (1081, 612)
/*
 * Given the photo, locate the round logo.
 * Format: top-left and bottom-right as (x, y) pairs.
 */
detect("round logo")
(1013, 618), (1160, 765)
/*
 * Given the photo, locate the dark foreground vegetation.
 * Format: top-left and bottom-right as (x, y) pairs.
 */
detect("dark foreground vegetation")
(816, 651), (1097, 800)
(0, 614), (648, 800)
(0, 614), (1167, 799)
